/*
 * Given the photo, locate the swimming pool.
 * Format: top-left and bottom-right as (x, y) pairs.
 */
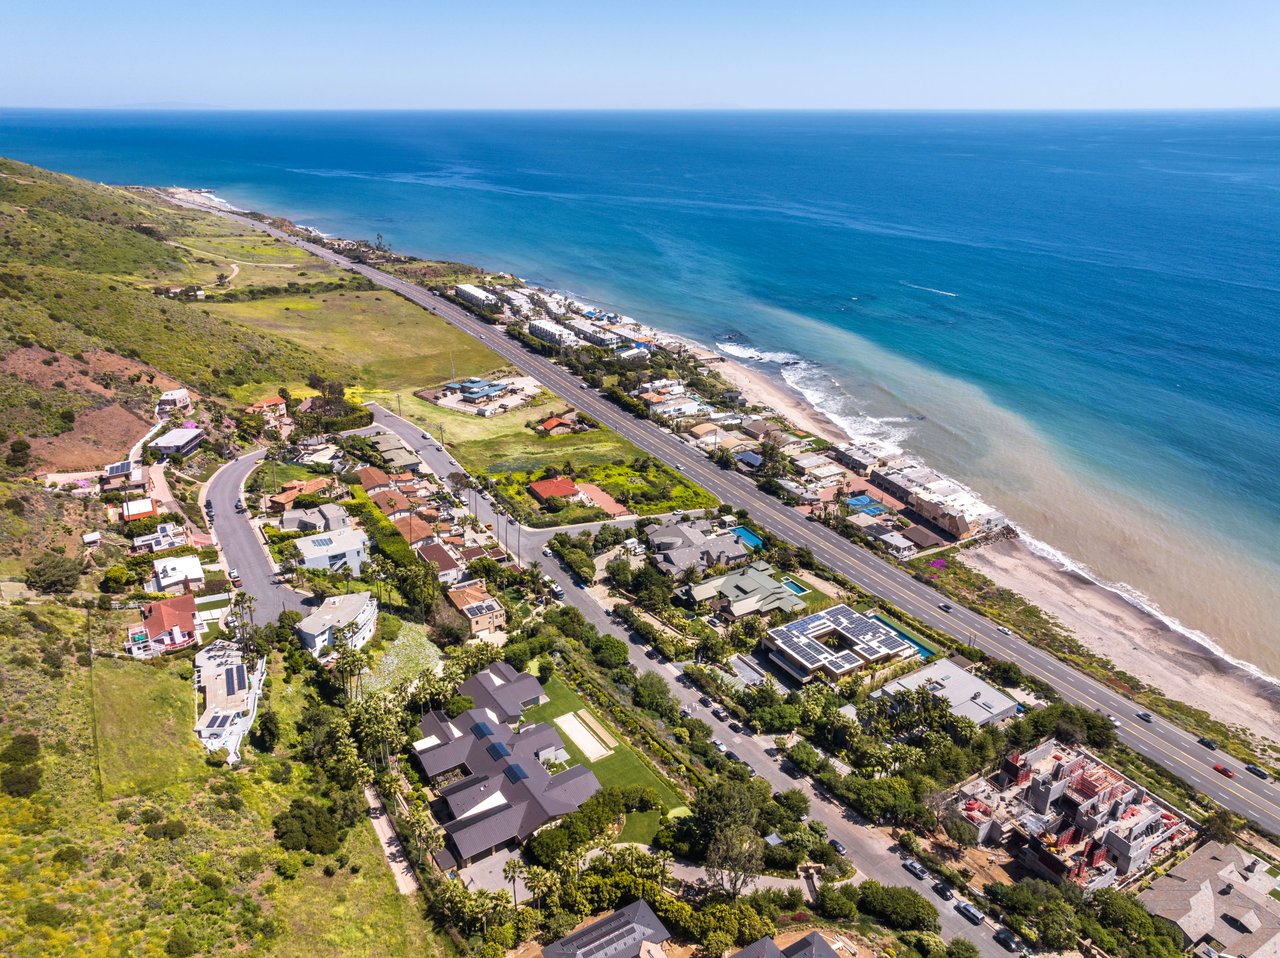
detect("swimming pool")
(781, 577), (811, 596)
(732, 526), (764, 550)
(870, 614), (936, 659)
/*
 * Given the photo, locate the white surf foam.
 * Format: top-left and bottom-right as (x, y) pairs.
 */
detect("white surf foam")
(1012, 525), (1280, 689)
(714, 341), (806, 366)
(900, 281), (959, 297)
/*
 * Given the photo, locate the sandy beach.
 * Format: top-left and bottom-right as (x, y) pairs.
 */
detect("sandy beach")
(683, 343), (848, 444)
(962, 537), (1280, 747)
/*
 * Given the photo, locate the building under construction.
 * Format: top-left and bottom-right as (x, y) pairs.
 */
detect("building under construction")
(953, 739), (1195, 892)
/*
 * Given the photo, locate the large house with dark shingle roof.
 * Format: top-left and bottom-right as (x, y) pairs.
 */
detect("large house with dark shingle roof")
(413, 667), (598, 867)
(732, 932), (840, 958)
(1139, 841), (1280, 957)
(544, 900), (670, 958)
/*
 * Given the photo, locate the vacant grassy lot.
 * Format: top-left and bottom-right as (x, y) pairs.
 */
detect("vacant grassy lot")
(91, 655), (206, 799)
(208, 291), (503, 392)
(268, 818), (444, 958)
(523, 674), (683, 815)
(370, 389), (648, 478)
(495, 459), (716, 525)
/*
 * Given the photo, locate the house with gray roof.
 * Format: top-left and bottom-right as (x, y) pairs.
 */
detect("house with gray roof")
(731, 932), (841, 958)
(279, 503), (350, 534)
(458, 661), (545, 723)
(675, 560), (804, 621)
(295, 526), (368, 577)
(1139, 841), (1280, 958)
(544, 900), (670, 958)
(645, 517), (749, 576)
(413, 666), (599, 867)
(873, 657), (1018, 726)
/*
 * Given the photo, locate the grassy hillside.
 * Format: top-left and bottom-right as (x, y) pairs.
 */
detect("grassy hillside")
(0, 604), (446, 958)
(0, 157), (360, 474)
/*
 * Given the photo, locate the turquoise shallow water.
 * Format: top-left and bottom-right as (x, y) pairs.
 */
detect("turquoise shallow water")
(2, 109), (1278, 670)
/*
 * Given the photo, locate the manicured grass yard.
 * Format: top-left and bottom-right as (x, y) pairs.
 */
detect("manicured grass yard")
(91, 655), (207, 799)
(208, 290), (503, 392)
(522, 674), (684, 816)
(617, 809), (662, 845)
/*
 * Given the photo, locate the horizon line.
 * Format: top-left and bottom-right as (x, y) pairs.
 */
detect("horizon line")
(3, 105), (1280, 115)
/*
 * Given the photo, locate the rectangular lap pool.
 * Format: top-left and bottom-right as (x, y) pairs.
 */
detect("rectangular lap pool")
(780, 576), (811, 596)
(732, 527), (764, 550)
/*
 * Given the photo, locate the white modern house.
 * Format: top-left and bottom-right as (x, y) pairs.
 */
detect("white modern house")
(295, 527), (369, 577)
(150, 427), (205, 458)
(151, 554), (206, 594)
(296, 592), (378, 659)
(454, 283), (499, 309)
(528, 319), (582, 348)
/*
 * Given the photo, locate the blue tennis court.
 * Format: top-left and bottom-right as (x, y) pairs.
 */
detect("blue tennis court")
(846, 495), (874, 508)
(862, 504), (886, 517)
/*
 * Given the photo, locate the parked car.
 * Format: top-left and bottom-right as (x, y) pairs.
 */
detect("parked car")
(228, 569), (242, 587)
(1214, 764), (1236, 779)
(699, 696), (713, 708)
(712, 707), (728, 721)
(1199, 736), (1220, 750)
(956, 902), (984, 925)
(725, 751), (741, 764)
(932, 881), (954, 900)
(728, 721), (743, 733)
(1136, 711), (1154, 723)
(645, 649), (659, 660)
(1246, 764), (1271, 780)
(713, 739), (728, 754)
(782, 762), (804, 780)
(994, 929), (1019, 951)
(938, 602), (954, 613)
(903, 860), (929, 880)
(828, 839), (847, 856)
(542, 546), (553, 557)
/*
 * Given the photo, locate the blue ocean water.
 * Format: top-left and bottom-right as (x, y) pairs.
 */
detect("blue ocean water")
(3, 110), (1278, 668)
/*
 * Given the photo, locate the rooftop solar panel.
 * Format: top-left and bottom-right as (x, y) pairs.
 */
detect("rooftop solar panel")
(224, 670), (235, 696)
(486, 742), (511, 760)
(504, 764), (529, 783)
(471, 721), (495, 739)
(235, 664), (247, 691)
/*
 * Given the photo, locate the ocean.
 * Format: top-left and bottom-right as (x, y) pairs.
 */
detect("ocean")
(3, 109), (1278, 675)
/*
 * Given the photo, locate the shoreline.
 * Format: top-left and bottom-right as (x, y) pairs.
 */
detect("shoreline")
(961, 537), (1280, 746)
(162, 184), (1280, 746)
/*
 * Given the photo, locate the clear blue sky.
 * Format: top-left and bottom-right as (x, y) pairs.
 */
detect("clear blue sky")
(6, 0), (1278, 110)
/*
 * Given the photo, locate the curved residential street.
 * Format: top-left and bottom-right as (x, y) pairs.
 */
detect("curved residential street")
(173, 199), (1280, 837)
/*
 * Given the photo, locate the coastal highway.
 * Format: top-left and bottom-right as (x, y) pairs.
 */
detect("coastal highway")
(214, 406), (1009, 955)
(181, 199), (1280, 835)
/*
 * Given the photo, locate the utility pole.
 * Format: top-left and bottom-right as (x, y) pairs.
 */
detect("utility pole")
(396, 393), (402, 417)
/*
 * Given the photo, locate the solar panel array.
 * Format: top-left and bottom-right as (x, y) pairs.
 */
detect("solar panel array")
(503, 764), (529, 783)
(471, 721), (495, 739)
(234, 664), (247, 692)
(768, 605), (910, 677)
(486, 741), (511, 760)
(106, 460), (132, 477)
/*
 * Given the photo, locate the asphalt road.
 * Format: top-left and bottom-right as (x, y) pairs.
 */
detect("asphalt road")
(204, 448), (310, 622)
(181, 201), (1280, 831)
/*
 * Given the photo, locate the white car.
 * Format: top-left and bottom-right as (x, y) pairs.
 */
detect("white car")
(997, 626), (1012, 635)
(542, 547), (553, 557)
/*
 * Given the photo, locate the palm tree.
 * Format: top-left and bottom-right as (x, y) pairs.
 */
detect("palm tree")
(502, 858), (526, 907)
(523, 865), (559, 918)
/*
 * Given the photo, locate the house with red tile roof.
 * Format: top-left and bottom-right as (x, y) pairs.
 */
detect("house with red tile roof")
(355, 466), (393, 496)
(125, 593), (205, 658)
(394, 513), (436, 549)
(418, 542), (464, 585)
(528, 476), (581, 505)
(539, 417), (574, 436)
(268, 477), (337, 511)
(371, 489), (413, 521)
(577, 482), (629, 518)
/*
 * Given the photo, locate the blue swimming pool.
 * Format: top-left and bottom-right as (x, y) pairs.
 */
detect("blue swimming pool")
(732, 527), (764, 550)
(870, 614), (935, 659)
(781, 577), (810, 596)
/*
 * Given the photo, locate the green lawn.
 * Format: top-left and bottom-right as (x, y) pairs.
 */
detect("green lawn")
(207, 290), (503, 392)
(523, 675), (684, 813)
(618, 809), (662, 845)
(248, 460), (318, 496)
(493, 459), (716, 525)
(91, 655), (206, 799)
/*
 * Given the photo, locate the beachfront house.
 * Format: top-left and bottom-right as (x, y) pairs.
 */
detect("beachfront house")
(675, 560), (806, 621)
(872, 657), (1018, 726)
(762, 604), (914, 684)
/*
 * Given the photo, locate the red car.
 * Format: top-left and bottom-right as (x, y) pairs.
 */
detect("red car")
(1214, 764), (1235, 779)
